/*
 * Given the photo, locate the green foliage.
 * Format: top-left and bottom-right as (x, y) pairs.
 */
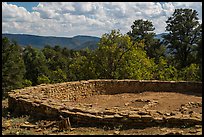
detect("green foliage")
(2, 37), (25, 97)
(153, 57), (179, 81)
(127, 19), (155, 43)
(67, 50), (97, 81)
(93, 30), (155, 80)
(37, 75), (50, 84)
(178, 64), (201, 81)
(23, 46), (50, 85)
(127, 19), (165, 62)
(22, 79), (32, 87)
(163, 8), (202, 69)
(50, 68), (67, 83)
(121, 41), (156, 80)
(94, 30), (134, 79)
(153, 57), (201, 81)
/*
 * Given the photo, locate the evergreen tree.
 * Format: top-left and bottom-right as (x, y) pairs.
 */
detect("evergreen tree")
(2, 37), (26, 97)
(163, 8), (202, 69)
(23, 46), (50, 85)
(127, 19), (166, 62)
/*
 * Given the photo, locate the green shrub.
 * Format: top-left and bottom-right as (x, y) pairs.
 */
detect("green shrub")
(37, 75), (50, 84)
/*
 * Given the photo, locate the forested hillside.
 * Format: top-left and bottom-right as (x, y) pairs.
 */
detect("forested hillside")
(2, 8), (202, 98)
(2, 34), (100, 50)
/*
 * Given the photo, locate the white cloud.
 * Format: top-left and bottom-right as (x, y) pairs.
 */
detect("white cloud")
(2, 2), (202, 37)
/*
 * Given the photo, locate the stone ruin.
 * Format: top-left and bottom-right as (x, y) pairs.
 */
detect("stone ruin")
(8, 79), (202, 129)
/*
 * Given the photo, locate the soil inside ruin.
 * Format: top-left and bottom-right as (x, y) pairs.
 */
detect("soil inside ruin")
(68, 91), (202, 114)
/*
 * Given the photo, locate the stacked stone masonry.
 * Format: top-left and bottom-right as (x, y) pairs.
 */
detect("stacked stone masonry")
(8, 79), (202, 128)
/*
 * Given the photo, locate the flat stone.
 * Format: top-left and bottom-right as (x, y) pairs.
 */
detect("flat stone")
(196, 128), (202, 132)
(164, 113), (171, 116)
(36, 128), (42, 132)
(119, 111), (129, 116)
(94, 115), (103, 119)
(114, 113), (123, 118)
(153, 117), (163, 123)
(70, 128), (76, 131)
(21, 95), (30, 99)
(128, 114), (141, 119)
(20, 124), (36, 128)
(24, 121), (29, 124)
(184, 117), (201, 123)
(141, 115), (153, 121)
(103, 110), (116, 115)
(76, 112), (96, 118)
(60, 110), (76, 115)
(165, 116), (182, 123)
(61, 100), (69, 102)
(195, 125), (202, 128)
(165, 131), (183, 135)
(114, 131), (120, 135)
(160, 128), (167, 131)
(188, 130), (197, 133)
(103, 115), (115, 119)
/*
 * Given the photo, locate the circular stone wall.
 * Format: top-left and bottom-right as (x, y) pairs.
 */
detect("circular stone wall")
(8, 79), (202, 128)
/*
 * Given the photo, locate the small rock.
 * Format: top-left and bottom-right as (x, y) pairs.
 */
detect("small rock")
(36, 128), (42, 132)
(70, 128), (75, 131)
(196, 128), (202, 132)
(196, 131), (202, 135)
(188, 130), (197, 133)
(160, 128), (167, 131)
(43, 130), (49, 135)
(195, 125), (202, 128)
(52, 127), (58, 132)
(20, 124), (36, 129)
(24, 121), (29, 124)
(114, 113), (123, 118)
(114, 131), (120, 135)
(165, 131), (183, 135)
(165, 113), (171, 116)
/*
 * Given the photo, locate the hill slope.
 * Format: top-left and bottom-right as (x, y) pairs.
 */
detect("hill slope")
(2, 33), (166, 50)
(2, 33), (100, 50)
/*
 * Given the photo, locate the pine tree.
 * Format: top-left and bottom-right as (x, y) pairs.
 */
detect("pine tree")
(2, 37), (26, 97)
(127, 19), (166, 62)
(163, 8), (202, 69)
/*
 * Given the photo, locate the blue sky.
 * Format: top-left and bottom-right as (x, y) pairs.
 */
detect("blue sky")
(2, 2), (202, 37)
(7, 2), (39, 12)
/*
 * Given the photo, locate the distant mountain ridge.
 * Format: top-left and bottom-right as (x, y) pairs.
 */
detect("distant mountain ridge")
(154, 33), (168, 41)
(2, 33), (101, 50)
(2, 33), (167, 50)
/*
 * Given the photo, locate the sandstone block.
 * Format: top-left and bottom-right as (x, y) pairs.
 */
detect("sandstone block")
(128, 114), (141, 119)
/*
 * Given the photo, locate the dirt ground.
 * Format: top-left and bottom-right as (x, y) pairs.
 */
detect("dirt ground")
(74, 91), (202, 113)
(2, 91), (202, 135)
